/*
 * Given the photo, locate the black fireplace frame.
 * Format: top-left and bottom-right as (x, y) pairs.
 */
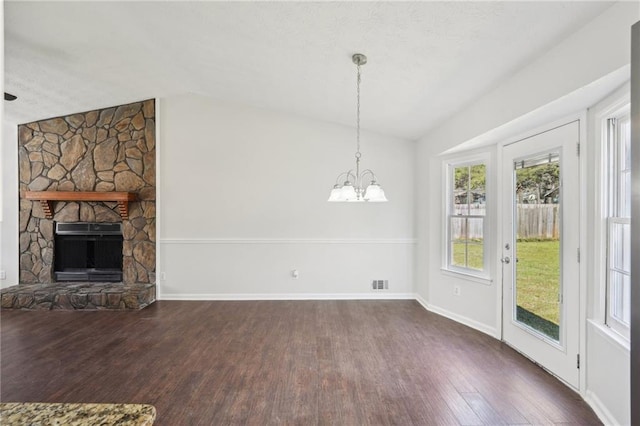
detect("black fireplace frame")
(53, 222), (124, 282)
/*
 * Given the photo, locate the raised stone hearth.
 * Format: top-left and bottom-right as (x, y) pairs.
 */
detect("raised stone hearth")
(1, 283), (155, 310)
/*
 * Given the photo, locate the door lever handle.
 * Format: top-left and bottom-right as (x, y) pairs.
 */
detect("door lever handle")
(501, 257), (511, 264)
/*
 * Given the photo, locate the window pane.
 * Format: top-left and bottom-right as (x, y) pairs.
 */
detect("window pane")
(623, 222), (630, 272)
(621, 118), (631, 171)
(451, 217), (468, 268)
(610, 221), (631, 272)
(454, 202), (468, 216)
(620, 171), (631, 217)
(466, 242), (483, 271)
(450, 217), (467, 241)
(610, 271), (631, 325)
(468, 217), (483, 270)
(470, 164), (486, 212)
(611, 222), (623, 270)
(451, 241), (466, 268)
(467, 217), (483, 242)
(454, 166), (470, 214)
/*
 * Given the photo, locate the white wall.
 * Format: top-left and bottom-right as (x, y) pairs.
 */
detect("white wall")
(1, 122), (19, 289)
(416, 2), (638, 424)
(159, 94), (415, 298)
(416, 145), (498, 337)
(585, 321), (630, 425)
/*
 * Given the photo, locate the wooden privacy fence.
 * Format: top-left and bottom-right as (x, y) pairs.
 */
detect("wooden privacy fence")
(516, 204), (559, 239)
(452, 204), (559, 240)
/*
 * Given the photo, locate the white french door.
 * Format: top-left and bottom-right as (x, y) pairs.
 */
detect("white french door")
(501, 121), (580, 388)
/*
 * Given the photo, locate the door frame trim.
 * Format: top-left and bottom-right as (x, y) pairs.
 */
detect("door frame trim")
(495, 111), (587, 393)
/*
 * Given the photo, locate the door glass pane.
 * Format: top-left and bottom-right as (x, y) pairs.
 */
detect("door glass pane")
(514, 155), (561, 341)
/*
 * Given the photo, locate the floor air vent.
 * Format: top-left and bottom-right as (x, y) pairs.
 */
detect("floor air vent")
(372, 280), (388, 290)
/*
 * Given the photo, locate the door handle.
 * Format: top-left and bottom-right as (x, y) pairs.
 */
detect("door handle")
(501, 257), (511, 264)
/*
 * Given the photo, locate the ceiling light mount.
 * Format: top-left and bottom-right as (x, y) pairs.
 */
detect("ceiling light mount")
(328, 53), (387, 203)
(352, 53), (367, 66)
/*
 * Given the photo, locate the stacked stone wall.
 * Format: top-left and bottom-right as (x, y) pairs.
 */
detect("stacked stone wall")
(18, 100), (156, 285)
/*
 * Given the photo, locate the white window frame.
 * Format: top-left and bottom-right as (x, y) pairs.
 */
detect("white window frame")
(604, 112), (631, 339)
(443, 154), (490, 281)
(591, 83), (631, 343)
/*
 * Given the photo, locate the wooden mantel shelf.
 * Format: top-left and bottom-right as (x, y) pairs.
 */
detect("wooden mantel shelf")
(24, 191), (137, 220)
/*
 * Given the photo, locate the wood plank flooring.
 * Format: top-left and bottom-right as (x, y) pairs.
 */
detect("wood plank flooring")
(1, 300), (601, 425)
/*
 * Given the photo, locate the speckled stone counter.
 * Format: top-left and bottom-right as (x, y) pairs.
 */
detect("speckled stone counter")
(0, 402), (156, 425)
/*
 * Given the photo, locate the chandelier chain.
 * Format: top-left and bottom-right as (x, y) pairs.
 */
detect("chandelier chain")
(356, 63), (361, 160)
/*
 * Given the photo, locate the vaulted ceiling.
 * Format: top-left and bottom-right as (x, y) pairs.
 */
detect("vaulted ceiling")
(4, 1), (615, 140)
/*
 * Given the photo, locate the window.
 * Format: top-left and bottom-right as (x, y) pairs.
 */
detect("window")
(605, 111), (631, 338)
(445, 160), (487, 276)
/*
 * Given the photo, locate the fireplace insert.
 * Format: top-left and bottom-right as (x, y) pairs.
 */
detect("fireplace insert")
(54, 222), (123, 282)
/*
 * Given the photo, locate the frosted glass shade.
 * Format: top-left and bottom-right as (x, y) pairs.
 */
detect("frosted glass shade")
(341, 184), (358, 201)
(364, 183), (388, 202)
(328, 186), (344, 202)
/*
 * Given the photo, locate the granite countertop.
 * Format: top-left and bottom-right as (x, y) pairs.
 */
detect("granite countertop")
(0, 402), (156, 425)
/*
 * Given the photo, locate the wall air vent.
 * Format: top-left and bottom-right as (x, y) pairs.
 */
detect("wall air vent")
(372, 280), (388, 290)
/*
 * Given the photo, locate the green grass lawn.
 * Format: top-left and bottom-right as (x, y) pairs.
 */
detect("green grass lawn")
(454, 239), (560, 337)
(452, 241), (484, 270)
(516, 239), (560, 326)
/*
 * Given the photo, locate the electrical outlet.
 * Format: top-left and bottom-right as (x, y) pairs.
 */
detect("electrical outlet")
(160, 272), (166, 281)
(453, 285), (461, 296)
(291, 269), (299, 279)
(0, 271), (6, 280)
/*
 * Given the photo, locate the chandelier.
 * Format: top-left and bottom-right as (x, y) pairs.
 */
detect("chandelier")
(328, 53), (388, 202)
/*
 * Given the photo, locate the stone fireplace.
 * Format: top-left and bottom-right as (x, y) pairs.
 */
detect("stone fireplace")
(8, 99), (157, 309)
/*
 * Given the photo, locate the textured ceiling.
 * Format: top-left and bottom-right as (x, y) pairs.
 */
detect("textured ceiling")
(4, 1), (615, 140)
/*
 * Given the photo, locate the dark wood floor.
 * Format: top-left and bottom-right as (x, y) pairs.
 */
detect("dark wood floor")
(1, 300), (600, 425)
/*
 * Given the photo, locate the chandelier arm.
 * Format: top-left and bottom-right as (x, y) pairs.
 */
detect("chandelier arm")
(333, 171), (349, 186)
(334, 170), (357, 186)
(359, 169), (378, 183)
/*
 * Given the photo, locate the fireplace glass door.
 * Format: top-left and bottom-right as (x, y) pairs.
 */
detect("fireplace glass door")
(54, 222), (123, 282)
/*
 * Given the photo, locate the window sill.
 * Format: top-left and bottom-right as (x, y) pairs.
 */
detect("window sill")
(440, 268), (493, 285)
(587, 319), (630, 352)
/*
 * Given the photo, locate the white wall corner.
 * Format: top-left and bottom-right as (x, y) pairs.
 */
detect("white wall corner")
(584, 390), (625, 426)
(414, 294), (499, 339)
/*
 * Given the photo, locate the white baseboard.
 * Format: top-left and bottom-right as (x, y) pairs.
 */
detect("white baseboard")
(414, 294), (498, 338)
(584, 390), (623, 426)
(160, 238), (416, 245)
(159, 292), (415, 301)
